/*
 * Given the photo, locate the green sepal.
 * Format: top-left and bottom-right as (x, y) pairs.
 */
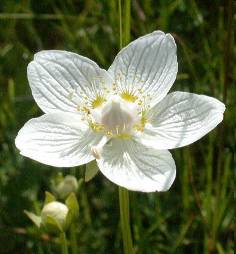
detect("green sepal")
(24, 210), (41, 228)
(65, 210), (73, 229)
(44, 191), (56, 205)
(42, 215), (63, 233)
(66, 193), (79, 216)
(77, 178), (84, 192)
(65, 193), (79, 227)
(85, 160), (99, 182)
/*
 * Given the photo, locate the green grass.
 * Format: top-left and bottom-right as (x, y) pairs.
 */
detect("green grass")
(0, 0), (234, 253)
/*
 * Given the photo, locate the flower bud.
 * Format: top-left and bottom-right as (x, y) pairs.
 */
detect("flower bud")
(41, 201), (69, 231)
(56, 175), (78, 199)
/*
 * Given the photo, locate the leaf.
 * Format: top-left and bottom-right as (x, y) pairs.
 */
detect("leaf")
(24, 210), (41, 228)
(44, 191), (56, 205)
(85, 160), (99, 182)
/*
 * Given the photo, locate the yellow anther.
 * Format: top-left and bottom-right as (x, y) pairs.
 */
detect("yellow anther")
(134, 125), (144, 132)
(91, 95), (106, 109)
(133, 111), (148, 133)
(106, 131), (113, 136)
(82, 107), (90, 114)
(115, 133), (131, 139)
(138, 100), (143, 105)
(90, 122), (104, 132)
(120, 91), (138, 103)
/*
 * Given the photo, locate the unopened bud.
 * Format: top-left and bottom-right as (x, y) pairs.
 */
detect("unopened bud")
(41, 201), (69, 231)
(56, 175), (78, 199)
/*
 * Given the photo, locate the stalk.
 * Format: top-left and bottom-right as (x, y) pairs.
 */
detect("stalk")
(119, 187), (134, 254)
(118, 1), (134, 253)
(60, 232), (69, 254)
(70, 224), (78, 254)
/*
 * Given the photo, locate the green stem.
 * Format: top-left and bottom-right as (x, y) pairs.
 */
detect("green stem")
(124, 0), (131, 45)
(118, 0), (123, 49)
(118, 1), (133, 253)
(119, 187), (134, 254)
(60, 232), (69, 254)
(70, 224), (78, 254)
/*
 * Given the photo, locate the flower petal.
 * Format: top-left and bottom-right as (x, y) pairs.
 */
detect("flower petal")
(135, 92), (225, 149)
(96, 139), (176, 192)
(15, 113), (102, 167)
(108, 31), (177, 106)
(28, 50), (113, 113)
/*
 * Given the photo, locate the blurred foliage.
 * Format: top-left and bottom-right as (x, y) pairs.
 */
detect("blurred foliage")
(0, 0), (235, 253)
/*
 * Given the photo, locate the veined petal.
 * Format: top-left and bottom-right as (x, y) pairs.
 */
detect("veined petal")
(96, 139), (176, 192)
(108, 31), (177, 106)
(28, 50), (113, 113)
(135, 92), (225, 149)
(15, 113), (103, 167)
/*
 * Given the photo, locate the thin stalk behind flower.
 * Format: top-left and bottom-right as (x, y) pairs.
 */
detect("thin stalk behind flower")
(118, 1), (134, 254)
(119, 187), (134, 254)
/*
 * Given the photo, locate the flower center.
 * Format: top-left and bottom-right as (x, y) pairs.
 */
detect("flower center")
(89, 96), (139, 159)
(76, 89), (150, 159)
(101, 98), (136, 134)
(75, 86), (150, 138)
(91, 95), (139, 137)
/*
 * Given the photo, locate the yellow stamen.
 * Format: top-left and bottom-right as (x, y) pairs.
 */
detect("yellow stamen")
(83, 107), (90, 114)
(134, 111), (148, 132)
(92, 95), (106, 108)
(115, 133), (131, 139)
(89, 122), (104, 132)
(141, 111), (147, 126)
(120, 91), (138, 103)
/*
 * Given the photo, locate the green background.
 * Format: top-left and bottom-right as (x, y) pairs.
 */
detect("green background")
(0, 0), (234, 253)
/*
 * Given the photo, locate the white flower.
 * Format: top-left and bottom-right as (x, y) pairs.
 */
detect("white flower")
(15, 31), (225, 192)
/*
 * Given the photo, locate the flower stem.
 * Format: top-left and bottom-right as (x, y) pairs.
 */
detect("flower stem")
(118, 0), (123, 49)
(70, 224), (78, 254)
(124, 0), (131, 45)
(119, 187), (134, 254)
(60, 232), (69, 254)
(118, 1), (133, 253)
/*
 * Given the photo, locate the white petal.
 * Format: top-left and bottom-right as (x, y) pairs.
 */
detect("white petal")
(28, 50), (113, 113)
(96, 139), (176, 192)
(108, 31), (177, 106)
(135, 92), (225, 149)
(15, 113), (102, 167)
